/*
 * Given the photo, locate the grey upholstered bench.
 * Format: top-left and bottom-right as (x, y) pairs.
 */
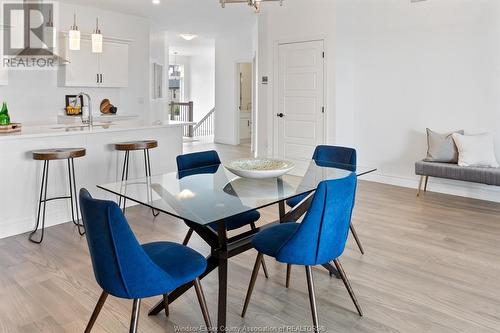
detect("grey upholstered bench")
(415, 160), (500, 196)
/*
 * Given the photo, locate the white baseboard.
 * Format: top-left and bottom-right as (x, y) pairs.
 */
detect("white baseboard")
(0, 201), (139, 240)
(363, 172), (500, 203)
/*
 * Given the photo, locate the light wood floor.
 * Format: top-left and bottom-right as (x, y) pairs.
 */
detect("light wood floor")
(1, 142), (500, 332)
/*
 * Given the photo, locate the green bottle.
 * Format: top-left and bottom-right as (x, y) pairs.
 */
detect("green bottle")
(0, 102), (10, 126)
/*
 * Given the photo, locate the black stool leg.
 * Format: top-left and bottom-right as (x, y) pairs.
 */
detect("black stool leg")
(29, 160), (49, 244)
(68, 158), (85, 236)
(119, 151), (130, 213)
(144, 149), (159, 217)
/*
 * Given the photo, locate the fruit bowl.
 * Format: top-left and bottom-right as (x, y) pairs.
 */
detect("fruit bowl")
(225, 158), (295, 179)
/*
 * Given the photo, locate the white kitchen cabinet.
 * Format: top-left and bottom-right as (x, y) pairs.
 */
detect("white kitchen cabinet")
(99, 42), (129, 88)
(60, 38), (99, 87)
(58, 34), (130, 88)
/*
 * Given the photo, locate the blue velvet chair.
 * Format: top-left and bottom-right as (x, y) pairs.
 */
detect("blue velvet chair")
(241, 174), (363, 331)
(287, 145), (364, 257)
(79, 189), (212, 333)
(177, 150), (269, 278)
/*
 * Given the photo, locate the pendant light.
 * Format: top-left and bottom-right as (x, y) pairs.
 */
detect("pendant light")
(92, 17), (103, 53)
(44, 9), (56, 49)
(69, 12), (80, 50)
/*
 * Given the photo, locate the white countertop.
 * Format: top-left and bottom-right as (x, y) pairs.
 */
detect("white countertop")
(0, 121), (194, 141)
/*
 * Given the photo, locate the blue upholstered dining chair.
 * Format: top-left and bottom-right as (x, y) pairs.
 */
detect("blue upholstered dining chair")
(287, 145), (364, 255)
(176, 150), (269, 278)
(241, 174), (363, 331)
(79, 189), (212, 333)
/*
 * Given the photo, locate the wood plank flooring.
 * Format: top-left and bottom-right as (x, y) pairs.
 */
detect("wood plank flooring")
(1, 141), (500, 332)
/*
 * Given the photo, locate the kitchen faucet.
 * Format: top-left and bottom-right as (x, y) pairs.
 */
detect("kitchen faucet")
(78, 92), (93, 128)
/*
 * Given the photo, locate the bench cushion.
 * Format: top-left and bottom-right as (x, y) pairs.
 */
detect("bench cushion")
(415, 160), (500, 186)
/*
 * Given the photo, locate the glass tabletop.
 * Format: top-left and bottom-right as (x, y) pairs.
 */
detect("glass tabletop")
(97, 161), (376, 226)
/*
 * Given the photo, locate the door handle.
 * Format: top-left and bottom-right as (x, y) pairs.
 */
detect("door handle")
(277, 113), (285, 118)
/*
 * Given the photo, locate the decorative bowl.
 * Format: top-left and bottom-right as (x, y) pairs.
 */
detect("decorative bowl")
(225, 158), (295, 179)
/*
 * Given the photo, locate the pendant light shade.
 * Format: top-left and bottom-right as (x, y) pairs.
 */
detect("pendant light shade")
(91, 17), (103, 53)
(69, 13), (80, 51)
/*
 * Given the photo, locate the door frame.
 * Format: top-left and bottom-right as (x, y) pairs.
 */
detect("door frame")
(234, 60), (254, 146)
(271, 36), (328, 158)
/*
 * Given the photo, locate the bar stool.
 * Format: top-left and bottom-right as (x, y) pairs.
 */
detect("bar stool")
(114, 140), (159, 216)
(29, 148), (86, 244)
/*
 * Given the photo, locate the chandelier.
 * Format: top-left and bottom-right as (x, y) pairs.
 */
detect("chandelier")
(220, 0), (284, 13)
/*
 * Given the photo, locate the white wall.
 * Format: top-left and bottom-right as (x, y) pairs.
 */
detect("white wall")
(150, 29), (169, 122)
(190, 48), (215, 121)
(336, 0), (500, 202)
(214, 30), (253, 145)
(0, 3), (152, 125)
(255, 0), (336, 156)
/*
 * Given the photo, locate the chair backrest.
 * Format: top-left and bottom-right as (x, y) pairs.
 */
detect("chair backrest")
(312, 145), (357, 171)
(276, 174), (357, 266)
(79, 189), (174, 299)
(176, 150), (221, 172)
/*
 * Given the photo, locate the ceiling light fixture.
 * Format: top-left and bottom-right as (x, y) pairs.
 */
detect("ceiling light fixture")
(179, 34), (198, 41)
(91, 17), (103, 53)
(152, 0), (160, 4)
(69, 12), (80, 51)
(220, 0), (283, 13)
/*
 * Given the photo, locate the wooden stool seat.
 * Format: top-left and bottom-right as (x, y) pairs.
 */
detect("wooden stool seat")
(32, 148), (86, 161)
(114, 140), (158, 151)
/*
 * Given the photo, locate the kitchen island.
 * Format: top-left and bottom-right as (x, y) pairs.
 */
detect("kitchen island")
(0, 121), (191, 239)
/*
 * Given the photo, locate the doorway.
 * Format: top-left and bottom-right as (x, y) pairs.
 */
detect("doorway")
(274, 40), (325, 174)
(237, 62), (253, 148)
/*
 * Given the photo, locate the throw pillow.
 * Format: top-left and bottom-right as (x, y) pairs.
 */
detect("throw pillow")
(425, 128), (464, 163)
(452, 133), (499, 168)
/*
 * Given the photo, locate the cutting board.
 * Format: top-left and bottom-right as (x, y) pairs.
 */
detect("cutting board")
(0, 123), (22, 133)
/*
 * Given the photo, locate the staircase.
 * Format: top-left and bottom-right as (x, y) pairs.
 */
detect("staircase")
(170, 102), (214, 138)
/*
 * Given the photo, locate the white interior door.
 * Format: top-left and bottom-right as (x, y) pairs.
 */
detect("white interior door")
(275, 40), (325, 175)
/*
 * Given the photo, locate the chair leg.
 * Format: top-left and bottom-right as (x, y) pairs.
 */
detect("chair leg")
(144, 149), (160, 218)
(162, 294), (169, 317)
(84, 291), (108, 333)
(305, 266), (319, 333)
(29, 160), (49, 244)
(119, 151), (130, 213)
(241, 252), (263, 317)
(349, 223), (365, 255)
(417, 176), (424, 197)
(260, 255), (269, 279)
(183, 228), (194, 245)
(424, 176), (429, 193)
(69, 158), (85, 236)
(250, 222), (269, 279)
(333, 260), (363, 317)
(194, 278), (213, 332)
(285, 264), (291, 288)
(129, 299), (141, 333)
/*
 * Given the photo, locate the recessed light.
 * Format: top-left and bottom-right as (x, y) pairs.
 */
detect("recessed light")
(179, 34), (198, 41)
(152, 0), (160, 4)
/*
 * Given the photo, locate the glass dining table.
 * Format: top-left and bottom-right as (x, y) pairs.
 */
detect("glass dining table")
(97, 160), (376, 332)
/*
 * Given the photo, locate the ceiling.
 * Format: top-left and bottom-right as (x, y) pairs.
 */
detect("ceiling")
(167, 34), (215, 57)
(59, 0), (258, 38)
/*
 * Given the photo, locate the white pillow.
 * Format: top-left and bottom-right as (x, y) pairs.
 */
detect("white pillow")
(452, 133), (499, 168)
